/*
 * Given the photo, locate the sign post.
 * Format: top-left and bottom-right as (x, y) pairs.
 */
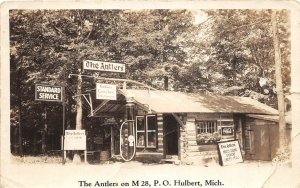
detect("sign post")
(62, 87), (66, 164)
(64, 130), (86, 150)
(64, 130), (87, 163)
(35, 84), (65, 164)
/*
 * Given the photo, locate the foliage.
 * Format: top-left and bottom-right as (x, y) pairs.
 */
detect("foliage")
(193, 10), (291, 107)
(196, 132), (221, 144)
(9, 9), (291, 155)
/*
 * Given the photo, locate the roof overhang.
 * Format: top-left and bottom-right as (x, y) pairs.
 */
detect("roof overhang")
(121, 89), (278, 115)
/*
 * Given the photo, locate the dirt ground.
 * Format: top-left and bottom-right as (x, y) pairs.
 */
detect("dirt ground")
(1, 158), (299, 188)
(1, 134), (300, 188)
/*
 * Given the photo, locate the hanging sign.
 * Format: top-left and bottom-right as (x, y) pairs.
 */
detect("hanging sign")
(64, 130), (86, 150)
(218, 140), (243, 166)
(83, 60), (125, 73)
(35, 84), (63, 102)
(96, 83), (117, 100)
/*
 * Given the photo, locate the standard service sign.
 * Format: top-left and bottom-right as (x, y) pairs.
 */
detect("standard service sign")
(35, 84), (63, 102)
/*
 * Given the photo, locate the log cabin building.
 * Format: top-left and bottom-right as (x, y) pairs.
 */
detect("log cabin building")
(89, 89), (285, 164)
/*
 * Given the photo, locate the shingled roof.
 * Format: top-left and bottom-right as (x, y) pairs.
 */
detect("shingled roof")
(121, 89), (278, 114)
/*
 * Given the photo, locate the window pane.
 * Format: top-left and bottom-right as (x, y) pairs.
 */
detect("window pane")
(136, 117), (145, 131)
(147, 132), (156, 147)
(220, 121), (234, 126)
(196, 121), (220, 145)
(136, 132), (145, 147)
(147, 116), (156, 130)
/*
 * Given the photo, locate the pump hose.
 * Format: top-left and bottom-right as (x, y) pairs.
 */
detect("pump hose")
(119, 120), (136, 162)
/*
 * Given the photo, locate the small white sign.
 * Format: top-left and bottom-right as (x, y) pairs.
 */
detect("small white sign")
(83, 60), (125, 73)
(128, 135), (135, 143)
(96, 83), (117, 100)
(218, 140), (243, 166)
(64, 130), (86, 150)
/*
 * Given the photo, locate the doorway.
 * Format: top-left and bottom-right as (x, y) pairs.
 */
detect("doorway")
(163, 115), (179, 155)
(249, 122), (278, 161)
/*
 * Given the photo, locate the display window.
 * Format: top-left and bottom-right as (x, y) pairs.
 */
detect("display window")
(196, 120), (235, 145)
(136, 115), (157, 148)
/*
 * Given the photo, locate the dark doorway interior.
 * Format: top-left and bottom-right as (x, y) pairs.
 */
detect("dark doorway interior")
(164, 115), (179, 155)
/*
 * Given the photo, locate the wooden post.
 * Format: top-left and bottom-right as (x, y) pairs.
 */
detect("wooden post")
(84, 150), (87, 163)
(61, 136), (66, 164)
(271, 10), (288, 151)
(111, 126), (115, 157)
(42, 106), (47, 154)
(73, 73), (83, 163)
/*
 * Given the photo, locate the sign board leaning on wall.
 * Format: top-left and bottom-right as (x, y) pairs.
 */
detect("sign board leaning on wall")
(64, 130), (86, 150)
(218, 140), (243, 166)
(35, 84), (63, 102)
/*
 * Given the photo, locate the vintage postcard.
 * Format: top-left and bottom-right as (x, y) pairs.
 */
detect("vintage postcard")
(1, 0), (300, 188)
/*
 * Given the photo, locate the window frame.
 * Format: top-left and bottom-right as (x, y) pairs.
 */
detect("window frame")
(135, 114), (158, 149)
(145, 115), (157, 148)
(136, 116), (146, 148)
(196, 120), (219, 145)
(218, 120), (235, 141)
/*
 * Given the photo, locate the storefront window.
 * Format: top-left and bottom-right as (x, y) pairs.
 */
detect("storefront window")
(136, 116), (145, 147)
(196, 120), (235, 145)
(219, 120), (235, 141)
(136, 115), (157, 149)
(196, 121), (221, 144)
(146, 115), (157, 148)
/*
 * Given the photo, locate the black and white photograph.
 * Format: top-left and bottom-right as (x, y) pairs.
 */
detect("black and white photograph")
(1, 1), (300, 188)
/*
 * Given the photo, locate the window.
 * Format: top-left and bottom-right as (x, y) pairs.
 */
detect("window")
(146, 115), (157, 148)
(136, 116), (145, 147)
(136, 115), (157, 148)
(196, 121), (220, 144)
(219, 120), (235, 141)
(196, 120), (235, 145)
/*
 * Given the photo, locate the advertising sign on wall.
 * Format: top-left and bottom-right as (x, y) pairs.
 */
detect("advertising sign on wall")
(64, 130), (86, 150)
(218, 140), (243, 166)
(96, 83), (117, 100)
(221, 126), (234, 136)
(83, 60), (125, 73)
(35, 84), (63, 102)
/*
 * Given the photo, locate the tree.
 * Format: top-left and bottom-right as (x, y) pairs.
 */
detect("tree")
(10, 9), (291, 160)
(115, 10), (195, 90)
(10, 10), (126, 159)
(195, 10), (290, 107)
(271, 10), (289, 155)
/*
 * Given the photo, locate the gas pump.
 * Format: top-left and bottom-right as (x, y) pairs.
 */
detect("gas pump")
(119, 97), (136, 161)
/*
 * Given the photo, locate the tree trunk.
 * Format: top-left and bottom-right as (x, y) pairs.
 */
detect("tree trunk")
(33, 132), (37, 155)
(271, 10), (289, 153)
(42, 106), (47, 154)
(13, 128), (18, 154)
(76, 75), (83, 130)
(17, 105), (23, 156)
(73, 74), (83, 163)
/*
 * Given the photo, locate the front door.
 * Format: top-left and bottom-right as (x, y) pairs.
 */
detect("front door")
(250, 123), (271, 160)
(163, 115), (179, 155)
